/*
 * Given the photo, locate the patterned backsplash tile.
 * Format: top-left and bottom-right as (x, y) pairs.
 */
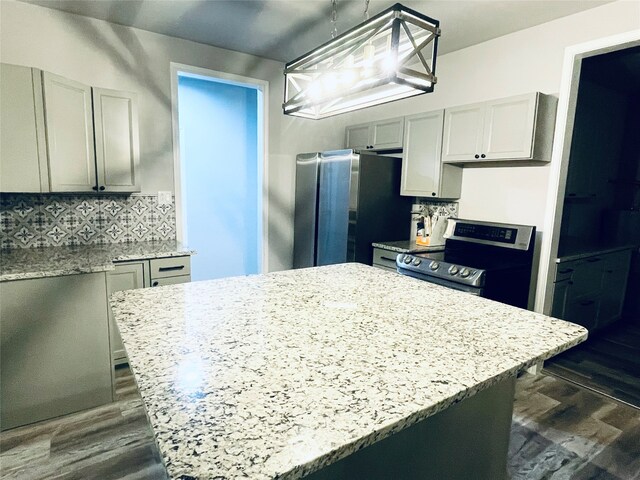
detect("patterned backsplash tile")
(414, 199), (459, 217)
(0, 194), (176, 249)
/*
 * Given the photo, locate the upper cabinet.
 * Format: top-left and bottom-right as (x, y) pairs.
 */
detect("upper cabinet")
(0, 64), (48, 193)
(92, 88), (140, 192)
(0, 64), (140, 194)
(442, 93), (557, 164)
(401, 110), (462, 199)
(345, 117), (404, 151)
(43, 72), (97, 192)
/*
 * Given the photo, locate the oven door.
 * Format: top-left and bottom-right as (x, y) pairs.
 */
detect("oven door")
(398, 269), (484, 296)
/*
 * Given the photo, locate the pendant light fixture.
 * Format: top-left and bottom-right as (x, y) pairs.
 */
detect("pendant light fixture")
(283, 2), (440, 120)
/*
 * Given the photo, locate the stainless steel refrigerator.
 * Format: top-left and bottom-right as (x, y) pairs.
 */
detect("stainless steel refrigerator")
(293, 149), (412, 268)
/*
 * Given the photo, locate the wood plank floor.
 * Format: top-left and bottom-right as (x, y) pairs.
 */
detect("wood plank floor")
(1, 368), (639, 479)
(544, 320), (640, 408)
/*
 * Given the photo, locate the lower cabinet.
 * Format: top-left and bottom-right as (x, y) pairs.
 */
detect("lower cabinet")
(107, 261), (149, 366)
(1, 273), (113, 430)
(372, 248), (400, 273)
(108, 255), (191, 366)
(551, 249), (632, 331)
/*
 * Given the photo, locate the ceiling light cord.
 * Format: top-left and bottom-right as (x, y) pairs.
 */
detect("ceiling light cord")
(331, 0), (338, 39)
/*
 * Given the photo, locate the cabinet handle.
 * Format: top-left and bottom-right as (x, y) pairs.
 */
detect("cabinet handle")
(558, 268), (574, 274)
(380, 256), (397, 262)
(481, 154), (486, 158)
(579, 300), (595, 306)
(158, 265), (185, 272)
(586, 258), (601, 263)
(152, 281), (159, 287)
(99, 186), (105, 191)
(474, 154), (480, 159)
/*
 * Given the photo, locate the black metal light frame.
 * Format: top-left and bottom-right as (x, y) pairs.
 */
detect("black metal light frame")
(283, 3), (440, 120)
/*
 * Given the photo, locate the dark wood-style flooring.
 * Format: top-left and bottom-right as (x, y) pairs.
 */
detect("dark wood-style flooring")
(1, 368), (639, 479)
(545, 320), (640, 409)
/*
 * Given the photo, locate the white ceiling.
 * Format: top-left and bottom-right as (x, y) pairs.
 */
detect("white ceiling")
(20, 0), (615, 62)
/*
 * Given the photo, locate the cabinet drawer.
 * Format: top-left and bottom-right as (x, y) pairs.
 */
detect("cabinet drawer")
(150, 256), (191, 279)
(151, 275), (191, 287)
(554, 261), (578, 282)
(373, 248), (400, 270)
(570, 258), (604, 298)
(565, 295), (600, 331)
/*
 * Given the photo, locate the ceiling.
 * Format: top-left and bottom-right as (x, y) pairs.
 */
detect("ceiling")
(20, 0), (615, 62)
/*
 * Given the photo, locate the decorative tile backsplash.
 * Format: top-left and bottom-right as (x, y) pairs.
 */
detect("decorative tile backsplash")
(0, 194), (176, 249)
(414, 199), (459, 217)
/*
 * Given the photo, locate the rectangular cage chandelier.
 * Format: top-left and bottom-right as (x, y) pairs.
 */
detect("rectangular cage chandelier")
(283, 3), (440, 120)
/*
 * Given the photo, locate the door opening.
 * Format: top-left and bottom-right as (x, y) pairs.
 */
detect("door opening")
(171, 65), (267, 281)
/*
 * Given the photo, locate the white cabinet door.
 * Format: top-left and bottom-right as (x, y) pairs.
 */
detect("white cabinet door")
(442, 103), (485, 162)
(345, 117), (404, 150)
(597, 250), (632, 328)
(402, 110), (462, 199)
(107, 262), (146, 365)
(345, 124), (371, 150)
(93, 88), (140, 193)
(371, 117), (404, 149)
(42, 72), (96, 192)
(483, 93), (536, 160)
(0, 64), (49, 192)
(401, 111), (444, 197)
(1, 273), (112, 430)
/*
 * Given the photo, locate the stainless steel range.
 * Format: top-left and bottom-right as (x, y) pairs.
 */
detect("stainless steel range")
(396, 218), (536, 309)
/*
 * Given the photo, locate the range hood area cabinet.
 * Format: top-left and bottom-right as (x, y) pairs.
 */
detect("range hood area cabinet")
(0, 64), (140, 193)
(441, 92), (557, 165)
(345, 116), (404, 151)
(400, 110), (462, 198)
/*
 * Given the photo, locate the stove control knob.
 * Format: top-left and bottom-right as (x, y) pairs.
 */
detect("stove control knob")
(429, 261), (440, 271)
(412, 258), (422, 266)
(403, 255), (412, 264)
(460, 268), (471, 278)
(448, 265), (459, 275)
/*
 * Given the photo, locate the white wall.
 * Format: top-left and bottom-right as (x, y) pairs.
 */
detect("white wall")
(0, 0), (340, 271)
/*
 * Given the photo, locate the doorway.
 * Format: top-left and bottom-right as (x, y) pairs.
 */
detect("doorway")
(535, 33), (640, 407)
(171, 64), (268, 281)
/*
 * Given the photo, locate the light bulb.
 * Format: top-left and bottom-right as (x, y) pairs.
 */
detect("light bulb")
(381, 53), (398, 74)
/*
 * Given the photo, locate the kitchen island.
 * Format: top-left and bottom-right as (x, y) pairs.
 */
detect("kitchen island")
(110, 263), (587, 479)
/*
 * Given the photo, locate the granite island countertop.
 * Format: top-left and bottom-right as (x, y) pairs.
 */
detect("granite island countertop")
(111, 263), (587, 480)
(0, 240), (195, 282)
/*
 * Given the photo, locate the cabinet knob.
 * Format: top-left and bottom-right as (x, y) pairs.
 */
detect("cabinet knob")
(152, 281), (159, 287)
(481, 154), (486, 158)
(92, 186), (98, 191)
(99, 186), (105, 191)
(431, 192), (436, 196)
(474, 154), (480, 159)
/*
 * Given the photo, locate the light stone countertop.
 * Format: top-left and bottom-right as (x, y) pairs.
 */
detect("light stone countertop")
(110, 263), (587, 480)
(556, 243), (638, 263)
(372, 240), (445, 254)
(0, 241), (195, 282)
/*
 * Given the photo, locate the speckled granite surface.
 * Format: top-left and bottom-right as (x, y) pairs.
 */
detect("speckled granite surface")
(372, 240), (445, 253)
(0, 241), (195, 282)
(556, 243), (638, 263)
(111, 263), (587, 480)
